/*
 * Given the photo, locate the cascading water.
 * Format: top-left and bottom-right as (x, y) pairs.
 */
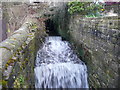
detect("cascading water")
(35, 36), (89, 88)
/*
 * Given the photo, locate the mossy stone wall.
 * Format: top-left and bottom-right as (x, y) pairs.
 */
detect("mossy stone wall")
(52, 2), (119, 88)
(68, 16), (119, 88)
(0, 17), (47, 88)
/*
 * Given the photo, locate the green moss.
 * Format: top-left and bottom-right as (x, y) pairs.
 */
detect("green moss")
(0, 46), (11, 51)
(7, 28), (11, 33)
(31, 24), (38, 29)
(106, 69), (114, 78)
(25, 58), (29, 62)
(13, 75), (27, 88)
(0, 80), (1, 85)
(8, 59), (14, 64)
(1, 80), (8, 88)
(30, 23), (38, 33)
(5, 59), (16, 69)
(21, 61), (26, 69)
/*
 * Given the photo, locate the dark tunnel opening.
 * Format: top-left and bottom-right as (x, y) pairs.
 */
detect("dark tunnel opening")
(45, 19), (60, 36)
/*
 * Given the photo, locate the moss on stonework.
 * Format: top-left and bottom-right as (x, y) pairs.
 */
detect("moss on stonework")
(21, 61), (26, 69)
(1, 14), (46, 88)
(0, 46), (11, 51)
(1, 80), (8, 88)
(5, 59), (16, 69)
(13, 74), (28, 88)
(31, 24), (38, 29)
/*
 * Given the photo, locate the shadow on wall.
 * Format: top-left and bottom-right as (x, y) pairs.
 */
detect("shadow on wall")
(0, 19), (7, 42)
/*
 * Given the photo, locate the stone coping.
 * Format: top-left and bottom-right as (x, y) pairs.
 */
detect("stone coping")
(0, 18), (38, 70)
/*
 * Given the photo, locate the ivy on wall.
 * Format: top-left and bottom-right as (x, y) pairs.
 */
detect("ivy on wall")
(67, 0), (104, 17)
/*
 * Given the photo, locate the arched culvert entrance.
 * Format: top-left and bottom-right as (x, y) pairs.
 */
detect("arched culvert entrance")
(44, 19), (60, 36)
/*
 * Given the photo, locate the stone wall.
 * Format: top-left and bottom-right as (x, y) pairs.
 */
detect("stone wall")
(0, 2), (48, 42)
(0, 2), (57, 88)
(0, 2), (119, 88)
(68, 16), (120, 88)
(105, 3), (120, 14)
(52, 3), (120, 88)
(1, 2), (29, 42)
(0, 16), (47, 88)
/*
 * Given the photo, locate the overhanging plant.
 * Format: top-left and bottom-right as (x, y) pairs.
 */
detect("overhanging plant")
(67, 0), (104, 17)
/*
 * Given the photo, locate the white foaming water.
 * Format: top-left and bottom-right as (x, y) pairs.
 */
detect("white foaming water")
(35, 36), (89, 88)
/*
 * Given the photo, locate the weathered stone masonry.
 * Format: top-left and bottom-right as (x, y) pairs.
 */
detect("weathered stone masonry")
(68, 16), (120, 88)
(52, 3), (120, 88)
(0, 2), (120, 88)
(0, 17), (47, 88)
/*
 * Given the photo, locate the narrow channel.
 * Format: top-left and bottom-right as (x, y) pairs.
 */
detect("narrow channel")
(34, 36), (89, 88)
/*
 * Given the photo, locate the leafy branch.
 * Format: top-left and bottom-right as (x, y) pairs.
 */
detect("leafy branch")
(68, 0), (104, 17)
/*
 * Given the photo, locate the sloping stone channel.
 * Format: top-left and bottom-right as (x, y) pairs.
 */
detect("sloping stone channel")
(1, 2), (120, 88)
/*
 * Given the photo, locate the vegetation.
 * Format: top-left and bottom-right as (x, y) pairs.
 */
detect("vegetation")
(14, 75), (26, 88)
(67, 0), (104, 17)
